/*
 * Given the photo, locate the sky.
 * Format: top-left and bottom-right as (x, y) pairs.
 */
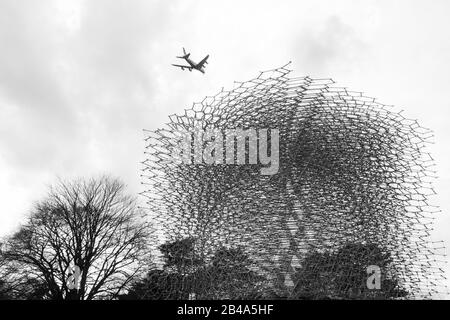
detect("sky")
(0, 0), (450, 294)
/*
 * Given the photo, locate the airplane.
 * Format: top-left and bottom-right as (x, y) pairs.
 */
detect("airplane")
(172, 48), (209, 74)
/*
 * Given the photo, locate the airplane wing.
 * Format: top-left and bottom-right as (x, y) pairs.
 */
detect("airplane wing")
(172, 64), (193, 71)
(196, 55), (209, 69)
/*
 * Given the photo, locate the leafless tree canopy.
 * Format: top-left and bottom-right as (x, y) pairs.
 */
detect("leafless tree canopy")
(1, 176), (149, 300)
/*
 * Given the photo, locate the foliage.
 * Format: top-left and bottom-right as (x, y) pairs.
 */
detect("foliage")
(123, 240), (266, 300)
(292, 243), (408, 299)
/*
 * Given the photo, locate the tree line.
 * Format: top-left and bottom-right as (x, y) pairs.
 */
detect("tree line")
(0, 176), (407, 300)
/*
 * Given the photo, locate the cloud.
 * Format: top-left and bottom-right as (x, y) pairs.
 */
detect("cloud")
(0, 0), (180, 175)
(294, 15), (367, 75)
(0, 0), (182, 235)
(0, 1), (80, 172)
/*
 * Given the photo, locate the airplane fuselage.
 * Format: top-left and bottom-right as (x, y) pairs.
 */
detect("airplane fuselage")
(184, 57), (205, 73)
(185, 57), (196, 68)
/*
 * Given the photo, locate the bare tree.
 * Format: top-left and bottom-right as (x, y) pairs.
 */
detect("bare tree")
(2, 176), (150, 300)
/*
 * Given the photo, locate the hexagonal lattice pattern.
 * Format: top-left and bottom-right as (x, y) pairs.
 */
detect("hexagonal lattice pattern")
(142, 65), (446, 299)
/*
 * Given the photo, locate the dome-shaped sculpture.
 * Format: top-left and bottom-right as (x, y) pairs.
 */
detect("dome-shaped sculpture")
(142, 65), (445, 299)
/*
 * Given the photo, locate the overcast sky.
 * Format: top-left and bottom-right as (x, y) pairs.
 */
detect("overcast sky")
(1, 0), (450, 294)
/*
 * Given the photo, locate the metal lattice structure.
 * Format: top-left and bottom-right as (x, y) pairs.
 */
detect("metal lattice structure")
(141, 65), (446, 299)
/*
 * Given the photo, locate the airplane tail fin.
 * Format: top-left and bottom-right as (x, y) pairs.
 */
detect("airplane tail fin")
(177, 47), (190, 59)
